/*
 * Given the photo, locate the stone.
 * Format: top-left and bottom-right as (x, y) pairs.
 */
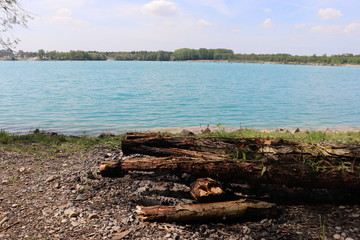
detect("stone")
(333, 234), (341, 239)
(45, 175), (57, 183)
(180, 129), (195, 136)
(294, 128), (301, 133)
(64, 207), (78, 218)
(202, 127), (212, 134)
(98, 132), (115, 139)
(242, 226), (251, 234)
(88, 213), (100, 220)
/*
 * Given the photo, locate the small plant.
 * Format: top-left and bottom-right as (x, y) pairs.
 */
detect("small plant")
(319, 215), (327, 240)
(0, 130), (11, 144)
(8, 176), (20, 183)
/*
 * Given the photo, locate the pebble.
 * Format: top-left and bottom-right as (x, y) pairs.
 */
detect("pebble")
(345, 238), (354, 240)
(242, 226), (251, 234)
(333, 234), (341, 240)
(88, 213), (100, 220)
(341, 232), (347, 237)
(45, 175), (57, 183)
(64, 207), (78, 218)
(61, 219), (68, 223)
(335, 226), (342, 231)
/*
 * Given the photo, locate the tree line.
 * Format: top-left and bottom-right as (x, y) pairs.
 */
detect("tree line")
(1, 48), (360, 65)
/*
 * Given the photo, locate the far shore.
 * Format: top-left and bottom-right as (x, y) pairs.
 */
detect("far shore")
(1, 58), (360, 67)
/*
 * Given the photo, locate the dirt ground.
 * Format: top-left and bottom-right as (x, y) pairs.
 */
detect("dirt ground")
(1, 143), (360, 240)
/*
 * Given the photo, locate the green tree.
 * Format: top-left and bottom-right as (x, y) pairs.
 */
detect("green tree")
(37, 49), (45, 60)
(0, 0), (31, 49)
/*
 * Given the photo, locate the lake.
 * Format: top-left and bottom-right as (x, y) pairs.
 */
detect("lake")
(0, 61), (359, 135)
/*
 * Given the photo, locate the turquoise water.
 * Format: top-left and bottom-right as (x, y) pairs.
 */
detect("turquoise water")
(0, 61), (359, 135)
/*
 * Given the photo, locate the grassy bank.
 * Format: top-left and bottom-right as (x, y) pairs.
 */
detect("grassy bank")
(0, 130), (124, 154)
(1, 128), (359, 154)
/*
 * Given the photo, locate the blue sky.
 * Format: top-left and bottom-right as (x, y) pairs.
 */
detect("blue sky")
(15, 0), (360, 55)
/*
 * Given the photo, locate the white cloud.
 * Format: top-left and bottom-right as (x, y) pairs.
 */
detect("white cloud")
(293, 24), (305, 29)
(141, 0), (179, 17)
(310, 25), (343, 34)
(260, 18), (276, 29)
(344, 23), (360, 33)
(189, 0), (230, 15)
(47, 8), (87, 26)
(263, 8), (272, 13)
(197, 19), (213, 27)
(318, 8), (343, 20)
(56, 8), (72, 17)
(162, 20), (175, 27)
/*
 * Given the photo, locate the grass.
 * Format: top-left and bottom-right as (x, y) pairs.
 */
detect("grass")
(195, 128), (360, 144)
(1, 128), (359, 156)
(0, 130), (124, 154)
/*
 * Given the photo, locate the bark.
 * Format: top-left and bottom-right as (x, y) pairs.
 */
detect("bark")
(190, 178), (225, 202)
(116, 133), (360, 190)
(136, 199), (278, 223)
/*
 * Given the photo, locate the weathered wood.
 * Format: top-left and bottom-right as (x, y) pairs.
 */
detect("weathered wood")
(119, 155), (360, 190)
(117, 133), (360, 190)
(98, 161), (122, 177)
(136, 199), (278, 223)
(190, 178), (225, 202)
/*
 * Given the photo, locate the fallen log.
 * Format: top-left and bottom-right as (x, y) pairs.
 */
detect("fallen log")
(136, 199), (278, 223)
(99, 133), (360, 190)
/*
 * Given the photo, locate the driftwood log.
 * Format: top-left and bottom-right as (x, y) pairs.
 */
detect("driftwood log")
(99, 133), (360, 190)
(136, 199), (277, 223)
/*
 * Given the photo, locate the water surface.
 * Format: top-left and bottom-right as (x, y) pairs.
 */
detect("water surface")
(0, 61), (359, 135)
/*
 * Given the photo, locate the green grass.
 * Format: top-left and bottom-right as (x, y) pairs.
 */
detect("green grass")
(195, 128), (360, 144)
(0, 130), (124, 153)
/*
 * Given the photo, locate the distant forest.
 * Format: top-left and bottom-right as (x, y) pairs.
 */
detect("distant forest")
(1, 48), (360, 65)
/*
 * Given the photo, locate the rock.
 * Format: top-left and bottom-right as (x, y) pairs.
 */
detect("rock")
(293, 128), (300, 133)
(105, 153), (112, 158)
(45, 175), (57, 183)
(335, 226), (342, 231)
(64, 207), (78, 218)
(242, 226), (251, 234)
(99, 132), (115, 138)
(180, 129), (195, 136)
(61, 219), (68, 223)
(202, 127), (212, 134)
(333, 234), (341, 239)
(75, 194), (86, 200)
(88, 213), (100, 220)
(345, 238), (355, 240)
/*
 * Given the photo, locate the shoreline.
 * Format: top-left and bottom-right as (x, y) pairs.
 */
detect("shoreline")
(3, 125), (360, 136)
(1, 58), (360, 67)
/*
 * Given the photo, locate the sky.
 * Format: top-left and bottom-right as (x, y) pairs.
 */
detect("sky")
(13, 0), (360, 55)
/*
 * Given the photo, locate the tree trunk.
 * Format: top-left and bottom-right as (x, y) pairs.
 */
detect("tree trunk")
(136, 199), (278, 223)
(100, 133), (360, 190)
